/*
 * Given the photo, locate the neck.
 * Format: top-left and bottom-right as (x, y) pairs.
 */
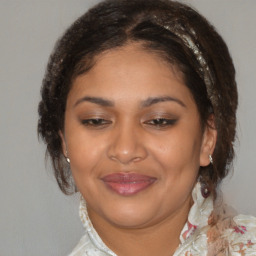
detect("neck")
(87, 196), (192, 256)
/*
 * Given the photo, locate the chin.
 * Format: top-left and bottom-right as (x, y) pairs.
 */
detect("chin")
(99, 200), (160, 229)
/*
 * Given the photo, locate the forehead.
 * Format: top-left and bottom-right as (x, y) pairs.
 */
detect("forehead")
(92, 43), (184, 83)
(68, 43), (195, 107)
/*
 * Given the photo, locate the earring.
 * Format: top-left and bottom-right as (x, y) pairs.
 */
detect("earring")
(65, 150), (70, 163)
(209, 154), (213, 164)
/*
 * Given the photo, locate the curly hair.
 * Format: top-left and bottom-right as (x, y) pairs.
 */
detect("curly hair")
(38, 0), (238, 195)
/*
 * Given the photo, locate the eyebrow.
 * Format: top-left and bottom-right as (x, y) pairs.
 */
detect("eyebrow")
(141, 96), (186, 108)
(74, 96), (114, 107)
(74, 95), (186, 108)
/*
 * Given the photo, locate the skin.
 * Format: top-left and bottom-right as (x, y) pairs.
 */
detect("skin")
(61, 43), (217, 256)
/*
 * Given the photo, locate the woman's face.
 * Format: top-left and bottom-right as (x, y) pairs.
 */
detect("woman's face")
(61, 44), (215, 229)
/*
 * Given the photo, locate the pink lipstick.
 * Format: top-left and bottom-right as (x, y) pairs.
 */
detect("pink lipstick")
(101, 173), (156, 196)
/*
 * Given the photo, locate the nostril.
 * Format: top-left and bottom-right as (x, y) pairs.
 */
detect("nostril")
(107, 141), (148, 164)
(108, 154), (145, 165)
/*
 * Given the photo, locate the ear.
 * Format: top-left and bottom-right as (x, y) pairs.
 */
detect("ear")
(200, 115), (217, 167)
(59, 130), (68, 157)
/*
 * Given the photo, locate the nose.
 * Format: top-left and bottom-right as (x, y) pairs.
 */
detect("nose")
(107, 123), (148, 165)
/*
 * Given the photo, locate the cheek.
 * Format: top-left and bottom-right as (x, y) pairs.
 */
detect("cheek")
(150, 127), (202, 174)
(66, 127), (107, 179)
(67, 135), (107, 198)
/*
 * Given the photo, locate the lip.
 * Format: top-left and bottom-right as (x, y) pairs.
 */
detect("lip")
(101, 172), (156, 196)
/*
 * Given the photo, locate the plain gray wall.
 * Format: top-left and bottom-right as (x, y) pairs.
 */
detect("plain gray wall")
(0, 0), (255, 255)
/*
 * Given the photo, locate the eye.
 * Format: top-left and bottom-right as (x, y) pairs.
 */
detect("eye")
(144, 118), (177, 127)
(81, 118), (112, 128)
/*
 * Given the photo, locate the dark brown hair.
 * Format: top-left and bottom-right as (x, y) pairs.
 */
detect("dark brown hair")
(38, 0), (238, 195)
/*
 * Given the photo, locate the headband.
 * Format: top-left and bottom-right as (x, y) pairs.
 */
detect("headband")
(154, 19), (217, 107)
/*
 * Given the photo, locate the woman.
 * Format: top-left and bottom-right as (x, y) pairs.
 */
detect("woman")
(38, 0), (256, 255)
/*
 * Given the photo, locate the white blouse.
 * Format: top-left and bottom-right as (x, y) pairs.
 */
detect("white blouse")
(69, 183), (256, 256)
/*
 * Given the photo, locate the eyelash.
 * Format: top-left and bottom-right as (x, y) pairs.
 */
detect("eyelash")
(144, 118), (177, 127)
(81, 118), (112, 127)
(81, 118), (177, 129)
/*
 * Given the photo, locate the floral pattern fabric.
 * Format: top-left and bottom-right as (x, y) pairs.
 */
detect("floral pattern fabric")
(69, 183), (256, 256)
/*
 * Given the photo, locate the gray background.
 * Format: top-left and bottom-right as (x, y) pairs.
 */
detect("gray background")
(0, 0), (255, 255)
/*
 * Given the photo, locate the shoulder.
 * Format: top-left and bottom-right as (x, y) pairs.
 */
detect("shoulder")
(207, 213), (256, 255)
(224, 214), (256, 255)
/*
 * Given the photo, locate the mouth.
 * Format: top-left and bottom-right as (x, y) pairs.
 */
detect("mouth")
(101, 172), (156, 196)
